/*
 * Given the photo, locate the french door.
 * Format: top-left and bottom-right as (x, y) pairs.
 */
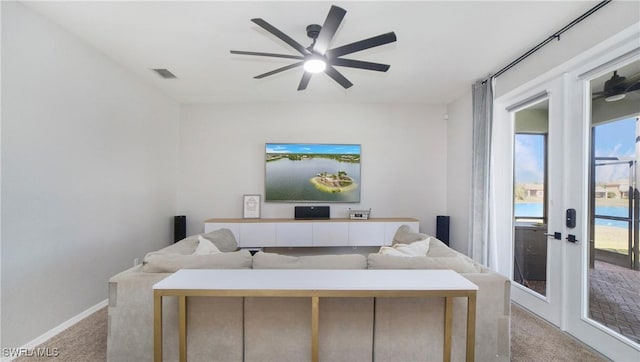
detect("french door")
(494, 34), (640, 361)
(563, 50), (640, 360)
(493, 76), (565, 327)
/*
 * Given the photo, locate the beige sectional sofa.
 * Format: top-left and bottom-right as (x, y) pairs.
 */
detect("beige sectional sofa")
(107, 227), (510, 362)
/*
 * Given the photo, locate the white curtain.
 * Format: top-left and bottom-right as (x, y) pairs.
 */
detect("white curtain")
(469, 78), (495, 267)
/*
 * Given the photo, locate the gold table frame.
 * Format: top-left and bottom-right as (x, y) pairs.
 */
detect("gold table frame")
(153, 270), (477, 362)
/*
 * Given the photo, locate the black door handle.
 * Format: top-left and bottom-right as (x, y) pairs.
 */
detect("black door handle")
(544, 232), (562, 240)
(566, 234), (578, 243)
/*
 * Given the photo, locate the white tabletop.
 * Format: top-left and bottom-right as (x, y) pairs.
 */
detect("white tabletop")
(153, 269), (477, 292)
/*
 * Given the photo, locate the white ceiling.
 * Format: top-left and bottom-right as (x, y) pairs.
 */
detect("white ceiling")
(23, 1), (604, 104)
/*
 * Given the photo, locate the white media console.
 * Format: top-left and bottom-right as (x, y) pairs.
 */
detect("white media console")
(204, 218), (419, 248)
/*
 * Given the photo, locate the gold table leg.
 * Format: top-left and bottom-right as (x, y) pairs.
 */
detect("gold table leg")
(444, 297), (453, 362)
(154, 292), (163, 362)
(311, 296), (319, 362)
(466, 292), (477, 362)
(179, 296), (187, 362)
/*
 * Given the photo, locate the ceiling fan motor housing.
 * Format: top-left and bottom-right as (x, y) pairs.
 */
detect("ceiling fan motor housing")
(306, 24), (322, 40)
(604, 71), (627, 96)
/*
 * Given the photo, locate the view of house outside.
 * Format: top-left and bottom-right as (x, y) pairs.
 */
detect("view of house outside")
(514, 133), (546, 223)
(514, 117), (637, 255)
(592, 117), (636, 255)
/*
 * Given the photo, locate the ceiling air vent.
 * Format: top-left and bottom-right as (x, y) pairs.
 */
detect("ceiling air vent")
(152, 68), (177, 79)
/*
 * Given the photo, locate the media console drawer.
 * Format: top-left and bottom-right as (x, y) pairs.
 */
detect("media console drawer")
(204, 218), (419, 247)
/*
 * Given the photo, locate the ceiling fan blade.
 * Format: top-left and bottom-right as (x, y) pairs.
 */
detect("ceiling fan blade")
(313, 5), (346, 55)
(623, 72), (640, 92)
(298, 72), (313, 91)
(324, 66), (353, 89)
(331, 58), (390, 72)
(326, 32), (397, 58)
(622, 71), (640, 83)
(230, 50), (304, 60)
(251, 18), (311, 56)
(254, 62), (304, 79)
(625, 82), (640, 93)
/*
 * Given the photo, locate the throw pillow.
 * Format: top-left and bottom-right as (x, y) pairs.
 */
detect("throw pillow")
(392, 224), (430, 245)
(200, 228), (238, 252)
(378, 238), (430, 257)
(378, 246), (407, 257)
(141, 250), (253, 272)
(193, 235), (222, 255)
(367, 254), (482, 273)
(426, 237), (458, 257)
(395, 239), (430, 255)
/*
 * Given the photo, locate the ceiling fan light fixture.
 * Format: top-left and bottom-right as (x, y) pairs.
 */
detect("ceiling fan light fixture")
(303, 58), (326, 73)
(605, 93), (626, 102)
(230, 5), (397, 90)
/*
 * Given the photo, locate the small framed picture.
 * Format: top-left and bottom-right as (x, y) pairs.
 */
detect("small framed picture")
(243, 194), (261, 219)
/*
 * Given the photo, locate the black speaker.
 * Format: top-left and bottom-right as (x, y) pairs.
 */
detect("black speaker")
(294, 206), (330, 220)
(174, 215), (186, 243)
(436, 215), (450, 246)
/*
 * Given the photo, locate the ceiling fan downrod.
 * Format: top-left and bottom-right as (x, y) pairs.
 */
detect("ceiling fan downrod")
(306, 24), (321, 49)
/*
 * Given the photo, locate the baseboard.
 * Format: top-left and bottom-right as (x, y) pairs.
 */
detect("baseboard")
(2, 299), (107, 362)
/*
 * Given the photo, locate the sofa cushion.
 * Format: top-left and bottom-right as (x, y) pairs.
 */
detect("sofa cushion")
(370, 235), (482, 273)
(154, 228), (238, 255)
(378, 238), (430, 257)
(193, 235), (222, 255)
(252, 252), (367, 269)
(426, 237), (459, 257)
(392, 224), (429, 245)
(141, 249), (252, 272)
(200, 228), (238, 252)
(154, 236), (199, 255)
(367, 253), (482, 273)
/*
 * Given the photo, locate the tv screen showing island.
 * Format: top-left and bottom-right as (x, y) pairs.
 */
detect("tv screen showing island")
(265, 143), (361, 202)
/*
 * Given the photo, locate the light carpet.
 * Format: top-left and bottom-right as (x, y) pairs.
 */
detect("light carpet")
(15, 303), (607, 361)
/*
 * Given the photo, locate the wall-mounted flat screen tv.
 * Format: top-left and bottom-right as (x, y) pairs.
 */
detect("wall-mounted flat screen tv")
(265, 143), (361, 202)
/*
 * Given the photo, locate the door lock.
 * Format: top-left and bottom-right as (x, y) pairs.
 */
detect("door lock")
(566, 234), (579, 243)
(566, 208), (576, 228)
(544, 232), (562, 240)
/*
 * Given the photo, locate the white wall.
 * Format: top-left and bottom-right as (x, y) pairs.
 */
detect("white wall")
(0, 0), (4, 349)
(1, 2), (179, 348)
(178, 103), (447, 237)
(446, 90), (472, 254)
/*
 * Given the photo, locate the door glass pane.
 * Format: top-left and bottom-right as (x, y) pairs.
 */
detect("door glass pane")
(513, 99), (548, 296)
(593, 161), (632, 257)
(589, 59), (640, 345)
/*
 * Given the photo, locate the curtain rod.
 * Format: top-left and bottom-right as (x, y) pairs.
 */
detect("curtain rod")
(488, 0), (611, 81)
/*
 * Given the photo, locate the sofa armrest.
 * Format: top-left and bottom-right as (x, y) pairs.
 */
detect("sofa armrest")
(463, 272), (511, 361)
(107, 268), (170, 362)
(108, 259), (249, 362)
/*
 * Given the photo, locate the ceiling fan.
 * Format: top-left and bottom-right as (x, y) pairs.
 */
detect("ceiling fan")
(230, 5), (397, 91)
(592, 70), (640, 102)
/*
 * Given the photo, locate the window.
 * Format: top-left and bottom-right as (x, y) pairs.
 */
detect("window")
(514, 133), (547, 222)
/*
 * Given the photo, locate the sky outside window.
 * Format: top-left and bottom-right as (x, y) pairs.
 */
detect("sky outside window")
(594, 117), (636, 183)
(515, 134), (545, 184)
(514, 133), (546, 218)
(514, 117), (636, 186)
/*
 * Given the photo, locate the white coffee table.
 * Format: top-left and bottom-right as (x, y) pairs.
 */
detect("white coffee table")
(153, 269), (478, 362)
